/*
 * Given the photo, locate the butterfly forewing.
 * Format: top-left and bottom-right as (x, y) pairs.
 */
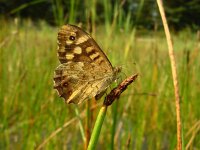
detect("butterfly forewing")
(57, 25), (113, 69)
(54, 24), (121, 104)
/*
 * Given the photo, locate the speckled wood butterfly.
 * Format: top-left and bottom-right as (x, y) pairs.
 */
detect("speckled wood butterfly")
(53, 24), (121, 104)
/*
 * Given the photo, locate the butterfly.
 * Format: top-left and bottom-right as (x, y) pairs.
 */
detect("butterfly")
(53, 24), (121, 104)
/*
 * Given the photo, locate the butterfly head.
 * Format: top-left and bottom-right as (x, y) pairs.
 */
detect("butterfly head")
(113, 66), (122, 79)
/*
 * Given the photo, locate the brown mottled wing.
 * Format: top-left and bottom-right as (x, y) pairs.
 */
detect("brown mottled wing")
(54, 24), (119, 104)
(57, 24), (113, 70)
(54, 62), (115, 104)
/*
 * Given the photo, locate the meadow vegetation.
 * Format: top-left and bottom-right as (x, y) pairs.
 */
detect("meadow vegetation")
(0, 18), (199, 149)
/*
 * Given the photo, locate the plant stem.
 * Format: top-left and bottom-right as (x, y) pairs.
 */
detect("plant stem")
(87, 105), (107, 150)
(74, 106), (86, 143)
(85, 100), (91, 149)
(110, 101), (118, 149)
(156, 0), (182, 149)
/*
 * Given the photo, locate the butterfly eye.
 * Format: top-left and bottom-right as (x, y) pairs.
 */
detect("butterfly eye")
(69, 36), (76, 41)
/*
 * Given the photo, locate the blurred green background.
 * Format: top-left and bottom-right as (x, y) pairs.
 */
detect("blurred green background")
(0, 0), (200, 149)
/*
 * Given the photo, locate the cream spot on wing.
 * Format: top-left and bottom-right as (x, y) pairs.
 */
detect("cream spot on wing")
(67, 90), (80, 103)
(85, 87), (94, 95)
(96, 57), (104, 64)
(66, 54), (74, 60)
(58, 47), (65, 52)
(66, 40), (73, 45)
(90, 52), (100, 60)
(76, 35), (89, 44)
(91, 81), (101, 88)
(86, 46), (94, 53)
(73, 46), (82, 54)
(77, 62), (84, 67)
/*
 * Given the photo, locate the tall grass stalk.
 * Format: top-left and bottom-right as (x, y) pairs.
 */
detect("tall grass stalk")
(51, 0), (65, 25)
(90, 0), (97, 37)
(124, 28), (136, 59)
(85, 100), (91, 149)
(103, 0), (112, 35)
(110, 101), (118, 150)
(156, 0), (183, 149)
(36, 117), (77, 150)
(74, 106), (86, 143)
(68, 0), (76, 24)
(135, 0), (145, 24)
(10, 0), (46, 15)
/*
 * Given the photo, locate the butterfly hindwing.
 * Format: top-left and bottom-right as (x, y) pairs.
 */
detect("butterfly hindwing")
(54, 62), (115, 104)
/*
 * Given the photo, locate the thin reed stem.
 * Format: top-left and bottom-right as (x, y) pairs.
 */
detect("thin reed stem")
(85, 100), (91, 149)
(156, 0), (182, 150)
(74, 106), (86, 143)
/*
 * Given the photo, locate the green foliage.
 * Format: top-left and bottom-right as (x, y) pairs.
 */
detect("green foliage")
(0, 18), (200, 149)
(0, 0), (199, 30)
(164, 0), (200, 30)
